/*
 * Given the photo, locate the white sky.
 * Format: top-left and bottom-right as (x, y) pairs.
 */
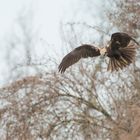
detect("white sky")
(0, 0), (108, 85)
(0, 0), (74, 85)
(0, 0), (72, 52)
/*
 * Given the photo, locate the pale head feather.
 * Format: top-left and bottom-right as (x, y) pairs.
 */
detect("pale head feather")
(99, 47), (107, 56)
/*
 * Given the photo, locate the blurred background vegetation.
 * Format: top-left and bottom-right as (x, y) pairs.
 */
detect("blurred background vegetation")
(0, 0), (140, 140)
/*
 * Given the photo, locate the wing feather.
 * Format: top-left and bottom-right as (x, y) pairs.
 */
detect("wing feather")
(59, 44), (100, 73)
(107, 32), (138, 71)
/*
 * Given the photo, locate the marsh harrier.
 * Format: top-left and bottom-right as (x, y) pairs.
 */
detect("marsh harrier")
(59, 32), (139, 73)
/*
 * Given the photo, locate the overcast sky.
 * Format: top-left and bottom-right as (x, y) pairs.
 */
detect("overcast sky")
(0, 0), (73, 85)
(0, 0), (72, 51)
(0, 0), (112, 86)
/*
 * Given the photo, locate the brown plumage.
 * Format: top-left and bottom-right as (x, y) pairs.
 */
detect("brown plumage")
(107, 43), (136, 71)
(107, 32), (138, 71)
(58, 44), (100, 73)
(59, 32), (139, 73)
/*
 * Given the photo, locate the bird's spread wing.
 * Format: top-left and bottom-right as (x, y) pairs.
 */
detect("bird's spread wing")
(111, 32), (139, 48)
(108, 41), (137, 71)
(107, 32), (139, 71)
(58, 44), (100, 73)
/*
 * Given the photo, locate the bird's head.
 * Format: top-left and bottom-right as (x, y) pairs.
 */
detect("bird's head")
(99, 47), (107, 56)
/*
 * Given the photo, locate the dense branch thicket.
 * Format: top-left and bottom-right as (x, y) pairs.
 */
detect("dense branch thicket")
(0, 64), (140, 140)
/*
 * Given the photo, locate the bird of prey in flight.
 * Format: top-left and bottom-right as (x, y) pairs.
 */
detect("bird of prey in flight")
(59, 32), (139, 73)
